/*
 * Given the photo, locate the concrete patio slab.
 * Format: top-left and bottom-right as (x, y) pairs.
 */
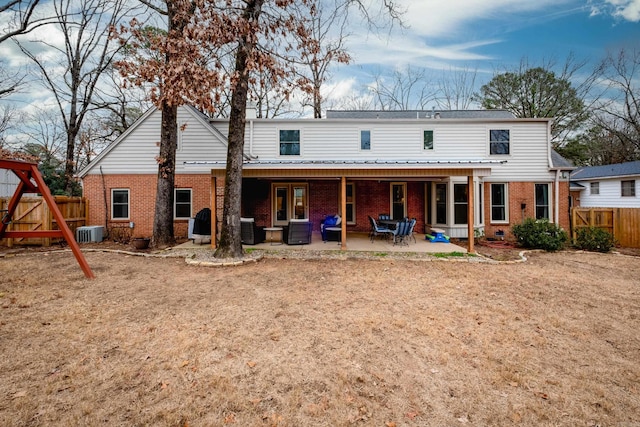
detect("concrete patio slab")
(180, 232), (468, 254)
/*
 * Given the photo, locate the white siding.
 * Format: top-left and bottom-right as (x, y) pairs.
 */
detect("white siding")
(88, 109), (554, 182)
(210, 118), (554, 181)
(84, 107), (228, 175)
(578, 178), (640, 208)
(1, 169), (20, 197)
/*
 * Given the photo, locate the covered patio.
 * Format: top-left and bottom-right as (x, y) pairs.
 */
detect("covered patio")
(185, 231), (468, 254)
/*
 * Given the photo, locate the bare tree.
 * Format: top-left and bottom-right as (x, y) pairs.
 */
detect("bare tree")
(17, 0), (137, 195)
(0, 105), (20, 149)
(436, 66), (479, 110)
(590, 48), (640, 160)
(369, 65), (438, 110)
(117, 0), (403, 253)
(0, 0), (42, 44)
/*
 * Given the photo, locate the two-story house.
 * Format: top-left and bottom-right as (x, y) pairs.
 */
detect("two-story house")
(78, 106), (573, 251)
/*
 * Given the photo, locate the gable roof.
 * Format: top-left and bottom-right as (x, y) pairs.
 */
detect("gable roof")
(571, 160), (640, 180)
(77, 105), (229, 178)
(325, 110), (515, 119)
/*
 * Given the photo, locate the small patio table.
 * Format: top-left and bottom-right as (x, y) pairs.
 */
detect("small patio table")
(264, 227), (283, 245)
(378, 219), (398, 229)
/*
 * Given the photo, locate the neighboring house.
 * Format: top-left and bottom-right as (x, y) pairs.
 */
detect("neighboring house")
(1, 168), (20, 198)
(571, 160), (640, 208)
(77, 106), (573, 247)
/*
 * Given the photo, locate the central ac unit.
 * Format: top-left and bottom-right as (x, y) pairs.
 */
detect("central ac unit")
(76, 226), (104, 243)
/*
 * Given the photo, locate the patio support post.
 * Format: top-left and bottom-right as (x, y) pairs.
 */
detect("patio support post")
(210, 175), (217, 249)
(340, 175), (347, 250)
(467, 174), (475, 254)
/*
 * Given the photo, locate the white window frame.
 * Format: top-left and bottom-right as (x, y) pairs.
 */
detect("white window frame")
(278, 129), (301, 156)
(346, 182), (356, 224)
(621, 180), (636, 197)
(453, 183), (468, 225)
(590, 182), (600, 195)
(535, 183), (551, 220)
(490, 183), (509, 223)
(111, 188), (130, 220)
(272, 182), (309, 226)
(174, 188), (192, 219)
(360, 130), (371, 151)
(423, 129), (434, 150)
(489, 129), (510, 155)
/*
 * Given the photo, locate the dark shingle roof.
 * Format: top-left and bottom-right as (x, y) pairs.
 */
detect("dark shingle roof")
(551, 150), (574, 169)
(325, 110), (515, 119)
(571, 160), (640, 180)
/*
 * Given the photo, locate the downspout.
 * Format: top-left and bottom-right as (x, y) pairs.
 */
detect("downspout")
(547, 120), (560, 224)
(249, 119), (256, 158)
(555, 170), (560, 225)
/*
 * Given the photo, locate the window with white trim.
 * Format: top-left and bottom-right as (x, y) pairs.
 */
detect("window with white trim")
(454, 183), (468, 224)
(273, 183), (308, 226)
(621, 180), (636, 197)
(435, 183), (447, 224)
(111, 189), (129, 220)
(279, 129), (300, 155)
(174, 188), (192, 219)
(423, 130), (434, 150)
(535, 183), (550, 220)
(489, 129), (510, 155)
(490, 183), (507, 222)
(590, 182), (600, 195)
(360, 130), (371, 150)
(346, 183), (355, 223)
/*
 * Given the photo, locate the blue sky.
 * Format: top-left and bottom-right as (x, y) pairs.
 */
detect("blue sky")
(327, 0), (640, 104)
(1, 0), (639, 116)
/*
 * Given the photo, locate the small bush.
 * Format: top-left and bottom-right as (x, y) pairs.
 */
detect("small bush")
(512, 218), (568, 252)
(575, 227), (615, 253)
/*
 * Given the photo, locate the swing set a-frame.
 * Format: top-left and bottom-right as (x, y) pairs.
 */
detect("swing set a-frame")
(0, 159), (95, 279)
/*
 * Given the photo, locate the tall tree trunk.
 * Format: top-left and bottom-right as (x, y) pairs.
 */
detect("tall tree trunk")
(64, 127), (77, 195)
(215, 0), (263, 259)
(153, 101), (177, 247)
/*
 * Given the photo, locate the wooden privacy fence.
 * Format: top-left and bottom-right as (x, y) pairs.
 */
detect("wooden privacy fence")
(572, 207), (640, 248)
(0, 196), (87, 247)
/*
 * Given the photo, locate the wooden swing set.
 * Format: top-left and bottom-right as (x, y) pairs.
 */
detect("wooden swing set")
(0, 159), (95, 279)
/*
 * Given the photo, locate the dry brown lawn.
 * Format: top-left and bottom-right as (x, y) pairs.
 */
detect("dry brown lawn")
(0, 248), (639, 426)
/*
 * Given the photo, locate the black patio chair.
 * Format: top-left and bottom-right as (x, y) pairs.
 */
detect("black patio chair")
(240, 217), (266, 245)
(283, 219), (313, 245)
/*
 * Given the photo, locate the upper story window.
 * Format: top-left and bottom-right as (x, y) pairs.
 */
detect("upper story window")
(279, 129), (300, 155)
(111, 189), (129, 220)
(621, 180), (636, 197)
(590, 182), (600, 195)
(174, 188), (192, 219)
(489, 129), (510, 155)
(360, 130), (371, 150)
(423, 130), (434, 150)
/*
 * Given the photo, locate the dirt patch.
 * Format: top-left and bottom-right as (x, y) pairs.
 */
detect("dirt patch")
(1, 246), (639, 426)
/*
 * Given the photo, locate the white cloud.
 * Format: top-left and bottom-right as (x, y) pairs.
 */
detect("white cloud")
(399, 0), (577, 39)
(590, 0), (640, 21)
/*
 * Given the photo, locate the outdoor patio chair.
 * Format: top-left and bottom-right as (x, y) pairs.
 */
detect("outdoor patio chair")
(240, 217), (266, 245)
(320, 214), (341, 241)
(391, 219), (411, 245)
(407, 218), (417, 243)
(369, 216), (393, 242)
(378, 213), (390, 220)
(283, 219), (313, 245)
